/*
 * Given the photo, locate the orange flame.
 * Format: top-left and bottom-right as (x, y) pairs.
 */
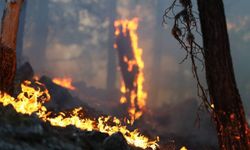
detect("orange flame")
(52, 77), (76, 90)
(0, 81), (159, 150)
(114, 18), (147, 124)
(0, 81), (50, 115)
(180, 146), (188, 150)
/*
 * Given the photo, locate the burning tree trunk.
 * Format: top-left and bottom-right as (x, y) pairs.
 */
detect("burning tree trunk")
(197, 0), (250, 149)
(115, 25), (139, 123)
(115, 27), (138, 92)
(114, 19), (147, 124)
(0, 0), (24, 94)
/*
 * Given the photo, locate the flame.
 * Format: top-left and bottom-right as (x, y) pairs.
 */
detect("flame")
(0, 80), (159, 149)
(0, 81), (50, 115)
(114, 18), (147, 123)
(211, 103), (214, 109)
(52, 77), (76, 90)
(180, 146), (188, 150)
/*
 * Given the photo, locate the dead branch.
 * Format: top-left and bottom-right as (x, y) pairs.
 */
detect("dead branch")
(163, 0), (212, 112)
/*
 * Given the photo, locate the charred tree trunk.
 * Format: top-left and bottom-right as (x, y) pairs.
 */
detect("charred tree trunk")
(116, 26), (139, 121)
(197, 0), (250, 149)
(116, 28), (138, 93)
(0, 0), (24, 94)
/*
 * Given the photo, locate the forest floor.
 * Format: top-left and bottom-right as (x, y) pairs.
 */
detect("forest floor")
(0, 105), (140, 150)
(0, 62), (143, 150)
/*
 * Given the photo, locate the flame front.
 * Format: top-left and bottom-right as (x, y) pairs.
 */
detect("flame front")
(52, 77), (76, 90)
(0, 81), (50, 115)
(0, 81), (158, 150)
(114, 18), (147, 124)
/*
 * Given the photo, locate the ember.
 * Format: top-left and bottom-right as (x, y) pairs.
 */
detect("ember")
(180, 146), (188, 150)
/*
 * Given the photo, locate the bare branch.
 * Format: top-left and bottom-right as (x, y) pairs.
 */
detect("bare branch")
(163, 0), (213, 112)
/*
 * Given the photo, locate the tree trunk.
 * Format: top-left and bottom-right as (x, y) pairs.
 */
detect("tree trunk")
(197, 0), (250, 149)
(0, 0), (24, 94)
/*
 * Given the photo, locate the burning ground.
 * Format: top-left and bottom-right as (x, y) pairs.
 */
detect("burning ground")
(0, 62), (219, 150)
(0, 57), (221, 150)
(0, 108), (133, 150)
(0, 63), (159, 150)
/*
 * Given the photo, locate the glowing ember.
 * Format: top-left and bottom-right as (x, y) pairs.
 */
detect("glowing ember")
(114, 18), (147, 124)
(0, 81), (159, 150)
(180, 146), (188, 150)
(52, 77), (76, 90)
(211, 103), (214, 109)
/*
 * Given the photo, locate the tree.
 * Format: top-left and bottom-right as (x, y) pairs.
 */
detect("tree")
(197, 0), (249, 149)
(0, 0), (24, 94)
(164, 0), (250, 149)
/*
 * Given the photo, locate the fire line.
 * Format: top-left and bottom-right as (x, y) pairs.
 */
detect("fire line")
(0, 80), (159, 150)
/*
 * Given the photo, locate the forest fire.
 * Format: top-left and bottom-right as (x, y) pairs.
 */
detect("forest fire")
(2, 0), (250, 149)
(114, 18), (147, 124)
(52, 77), (76, 90)
(0, 80), (159, 150)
